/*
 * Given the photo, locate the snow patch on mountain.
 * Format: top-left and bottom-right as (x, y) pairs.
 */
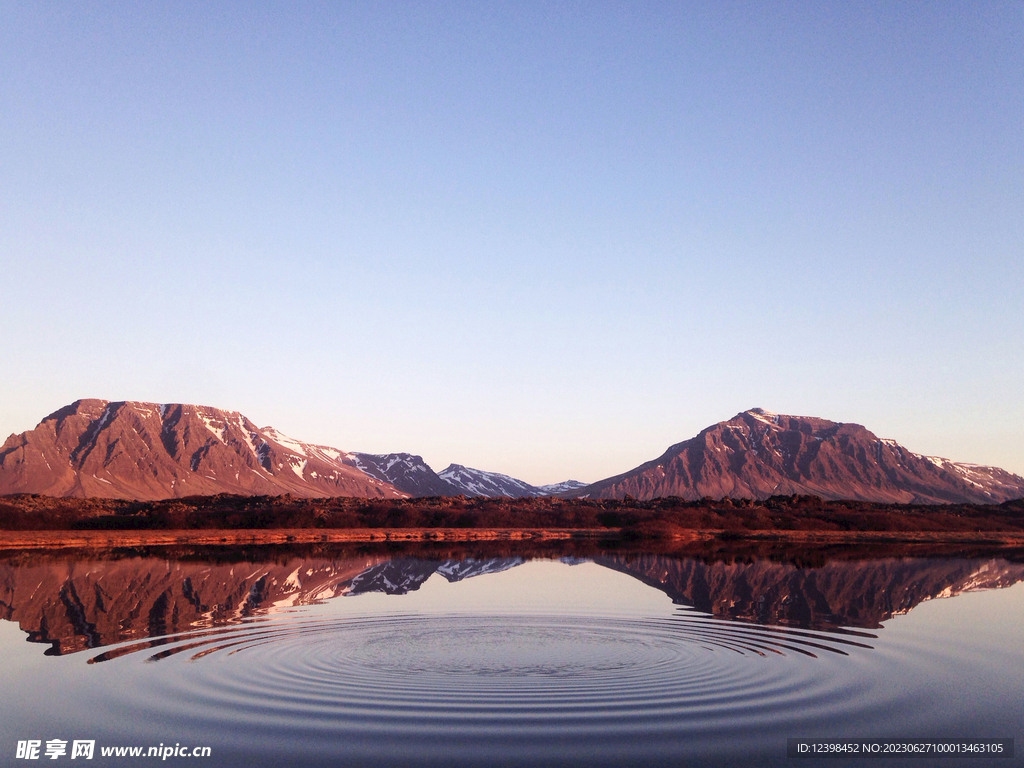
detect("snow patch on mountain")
(263, 427), (310, 458)
(198, 413), (226, 443)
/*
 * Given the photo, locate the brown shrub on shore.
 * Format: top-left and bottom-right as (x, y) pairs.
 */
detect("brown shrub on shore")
(0, 493), (1022, 534)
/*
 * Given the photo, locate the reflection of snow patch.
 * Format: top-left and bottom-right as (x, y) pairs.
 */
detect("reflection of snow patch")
(283, 567), (302, 591)
(436, 558), (525, 582)
(310, 585), (340, 601)
(270, 594), (300, 609)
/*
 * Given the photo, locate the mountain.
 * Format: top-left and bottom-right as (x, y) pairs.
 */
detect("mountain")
(579, 408), (1024, 504)
(537, 480), (589, 495)
(437, 464), (587, 498)
(346, 452), (459, 497)
(0, 399), (584, 501)
(439, 464), (538, 497)
(284, 452), (587, 499)
(0, 399), (405, 501)
(6, 401), (1021, 505)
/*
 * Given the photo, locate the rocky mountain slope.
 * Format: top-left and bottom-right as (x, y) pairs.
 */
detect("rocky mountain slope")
(0, 399), (405, 501)
(580, 408), (1024, 504)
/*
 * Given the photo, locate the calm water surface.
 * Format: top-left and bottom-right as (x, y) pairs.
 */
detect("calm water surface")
(1, 546), (1022, 767)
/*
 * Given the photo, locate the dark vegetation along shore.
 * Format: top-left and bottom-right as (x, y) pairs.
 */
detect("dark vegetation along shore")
(2, 493), (1022, 535)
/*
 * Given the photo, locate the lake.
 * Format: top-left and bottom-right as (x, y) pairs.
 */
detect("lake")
(1, 541), (1021, 766)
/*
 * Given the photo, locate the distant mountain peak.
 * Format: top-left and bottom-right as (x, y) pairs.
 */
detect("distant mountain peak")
(346, 452), (457, 497)
(438, 464), (538, 498)
(437, 465), (584, 498)
(536, 479), (588, 496)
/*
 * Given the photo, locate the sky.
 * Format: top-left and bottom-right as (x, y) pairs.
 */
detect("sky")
(1, 1), (1021, 484)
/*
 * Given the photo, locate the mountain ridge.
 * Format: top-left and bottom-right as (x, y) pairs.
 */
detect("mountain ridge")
(2, 401), (1022, 505)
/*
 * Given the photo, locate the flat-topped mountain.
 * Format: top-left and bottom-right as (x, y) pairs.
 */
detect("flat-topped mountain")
(580, 408), (1024, 504)
(0, 399), (405, 501)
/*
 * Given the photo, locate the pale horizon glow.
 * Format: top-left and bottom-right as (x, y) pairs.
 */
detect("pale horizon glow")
(1, 2), (1021, 484)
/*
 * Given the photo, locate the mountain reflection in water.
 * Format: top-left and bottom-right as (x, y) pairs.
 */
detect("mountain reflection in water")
(2, 544), (1023, 768)
(2, 546), (1022, 658)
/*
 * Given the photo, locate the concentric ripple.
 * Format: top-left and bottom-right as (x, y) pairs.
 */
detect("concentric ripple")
(91, 607), (879, 738)
(89, 608), (873, 665)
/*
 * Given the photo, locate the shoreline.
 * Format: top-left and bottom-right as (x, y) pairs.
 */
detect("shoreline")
(2, 527), (1024, 551)
(0, 527), (616, 550)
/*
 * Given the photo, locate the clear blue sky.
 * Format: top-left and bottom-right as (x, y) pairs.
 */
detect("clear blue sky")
(1, 1), (1021, 483)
